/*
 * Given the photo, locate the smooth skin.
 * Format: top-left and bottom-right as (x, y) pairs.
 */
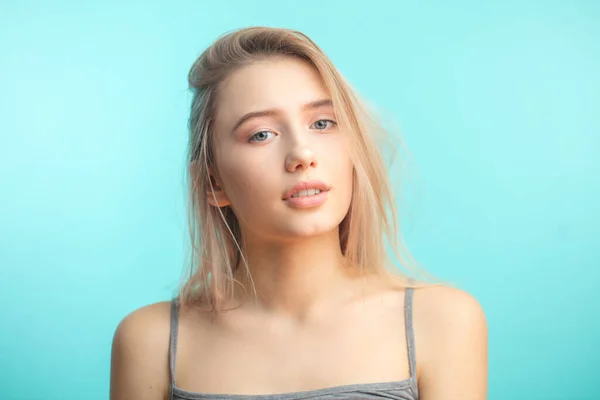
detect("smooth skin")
(110, 57), (488, 400)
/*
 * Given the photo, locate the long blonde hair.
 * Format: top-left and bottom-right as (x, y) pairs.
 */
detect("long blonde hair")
(180, 26), (437, 312)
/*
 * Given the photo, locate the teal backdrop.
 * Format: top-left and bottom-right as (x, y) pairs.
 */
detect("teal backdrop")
(1, 1), (598, 399)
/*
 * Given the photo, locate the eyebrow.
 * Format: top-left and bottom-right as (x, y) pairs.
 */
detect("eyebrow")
(231, 99), (333, 133)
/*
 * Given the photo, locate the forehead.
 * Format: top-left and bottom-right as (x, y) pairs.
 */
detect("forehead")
(216, 57), (330, 122)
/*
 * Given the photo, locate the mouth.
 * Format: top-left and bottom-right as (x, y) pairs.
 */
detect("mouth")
(282, 180), (331, 200)
(289, 188), (326, 198)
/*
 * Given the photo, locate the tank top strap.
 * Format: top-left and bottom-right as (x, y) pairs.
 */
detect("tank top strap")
(168, 298), (180, 399)
(404, 288), (417, 379)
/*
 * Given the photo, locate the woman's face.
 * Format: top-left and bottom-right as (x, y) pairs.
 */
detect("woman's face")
(209, 56), (354, 241)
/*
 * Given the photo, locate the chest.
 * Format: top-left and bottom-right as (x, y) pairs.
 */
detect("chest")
(175, 307), (411, 395)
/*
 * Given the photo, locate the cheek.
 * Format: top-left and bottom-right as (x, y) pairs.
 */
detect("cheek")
(341, 153), (356, 209)
(218, 159), (278, 218)
(325, 148), (354, 210)
(331, 142), (354, 185)
(341, 163), (355, 207)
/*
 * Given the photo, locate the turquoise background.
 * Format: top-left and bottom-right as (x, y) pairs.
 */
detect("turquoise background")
(1, 1), (598, 399)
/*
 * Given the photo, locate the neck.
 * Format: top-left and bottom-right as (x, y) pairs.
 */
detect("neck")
(233, 228), (359, 318)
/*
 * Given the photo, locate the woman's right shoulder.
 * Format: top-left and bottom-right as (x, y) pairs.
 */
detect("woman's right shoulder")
(109, 301), (174, 400)
(113, 300), (173, 347)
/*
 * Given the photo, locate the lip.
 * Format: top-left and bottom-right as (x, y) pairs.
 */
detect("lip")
(282, 180), (330, 208)
(282, 180), (331, 200)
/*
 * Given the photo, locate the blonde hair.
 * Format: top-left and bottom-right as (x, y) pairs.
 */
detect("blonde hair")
(180, 26), (438, 312)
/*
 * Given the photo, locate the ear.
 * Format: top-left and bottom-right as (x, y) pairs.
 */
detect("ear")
(205, 166), (231, 207)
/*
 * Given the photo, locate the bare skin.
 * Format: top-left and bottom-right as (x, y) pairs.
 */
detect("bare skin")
(110, 57), (488, 400)
(110, 284), (487, 399)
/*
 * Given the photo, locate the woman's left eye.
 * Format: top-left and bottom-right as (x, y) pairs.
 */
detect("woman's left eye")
(311, 119), (337, 130)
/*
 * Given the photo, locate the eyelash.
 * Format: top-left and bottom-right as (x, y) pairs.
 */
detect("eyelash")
(248, 119), (338, 143)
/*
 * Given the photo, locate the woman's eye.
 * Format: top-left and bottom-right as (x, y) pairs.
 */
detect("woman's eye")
(311, 119), (337, 130)
(248, 130), (274, 143)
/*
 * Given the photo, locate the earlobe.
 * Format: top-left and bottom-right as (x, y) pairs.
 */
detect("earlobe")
(206, 168), (231, 207)
(206, 188), (231, 207)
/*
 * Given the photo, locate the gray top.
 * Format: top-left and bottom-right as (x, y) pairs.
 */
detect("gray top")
(169, 288), (419, 400)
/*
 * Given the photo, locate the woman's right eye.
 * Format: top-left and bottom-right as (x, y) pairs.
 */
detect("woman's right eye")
(248, 130), (274, 143)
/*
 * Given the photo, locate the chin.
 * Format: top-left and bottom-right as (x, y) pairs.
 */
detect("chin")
(262, 206), (349, 240)
(279, 219), (341, 238)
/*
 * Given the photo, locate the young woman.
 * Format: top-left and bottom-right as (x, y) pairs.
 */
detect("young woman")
(110, 27), (488, 400)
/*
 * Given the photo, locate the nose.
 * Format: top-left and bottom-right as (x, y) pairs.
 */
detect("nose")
(284, 142), (318, 172)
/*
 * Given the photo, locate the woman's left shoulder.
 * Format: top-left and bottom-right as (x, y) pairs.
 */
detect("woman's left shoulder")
(412, 284), (488, 349)
(411, 285), (488, 395)
(413, 285), (486, 323)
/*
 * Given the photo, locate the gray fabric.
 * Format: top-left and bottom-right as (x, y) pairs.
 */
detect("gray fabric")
(169, 288), (418, 400)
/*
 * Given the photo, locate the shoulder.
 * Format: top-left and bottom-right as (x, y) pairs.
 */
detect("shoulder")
(412, 285), (487, 331)
(112, 301), (173, 346)
(110, 301), (173, 400)
(412, 285), (488, 397)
